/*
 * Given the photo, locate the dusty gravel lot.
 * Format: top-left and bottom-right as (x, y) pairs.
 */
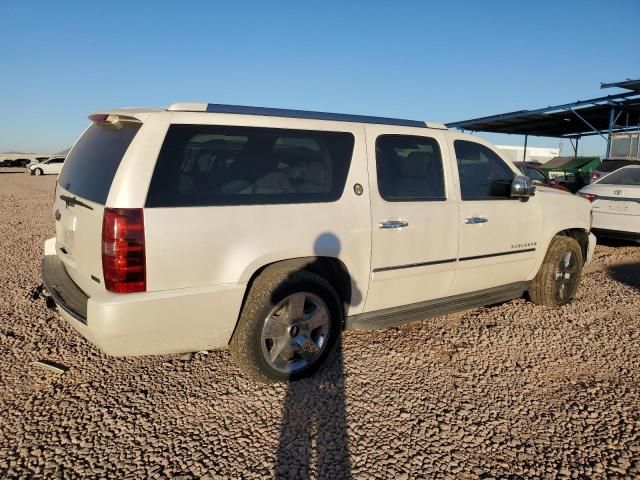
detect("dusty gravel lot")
(0, 169), (639, 479)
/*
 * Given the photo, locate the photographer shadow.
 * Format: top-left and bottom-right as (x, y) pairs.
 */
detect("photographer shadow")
(274, 233), (358, 479)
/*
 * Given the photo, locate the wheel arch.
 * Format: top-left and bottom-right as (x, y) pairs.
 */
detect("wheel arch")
(529, 227), (590, 282)
(229, 256), (354, 344)
(555, 228), (590, 264)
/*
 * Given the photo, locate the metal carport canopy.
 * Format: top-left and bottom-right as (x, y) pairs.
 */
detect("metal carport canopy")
(446, 91), (640, 138)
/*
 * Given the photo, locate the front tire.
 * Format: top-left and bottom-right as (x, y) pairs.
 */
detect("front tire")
(529, 235), (583, 307)
(229, 266), (342, 382)
(33, 168), (43, 176)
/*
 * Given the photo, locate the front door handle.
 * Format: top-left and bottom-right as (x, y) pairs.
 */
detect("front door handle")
(464, 216), (488, 224)
(378, 220), (409, 229)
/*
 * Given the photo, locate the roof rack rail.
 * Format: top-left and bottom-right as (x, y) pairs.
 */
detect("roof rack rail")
(167, 102), (445, 129)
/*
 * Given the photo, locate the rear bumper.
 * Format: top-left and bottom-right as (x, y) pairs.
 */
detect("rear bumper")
(592, 211), (639, 236)
(42, 256), (89, 324)
(42, 249), (246, 356)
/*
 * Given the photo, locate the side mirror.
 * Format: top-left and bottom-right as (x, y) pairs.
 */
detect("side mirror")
(511, 175), (536, 198)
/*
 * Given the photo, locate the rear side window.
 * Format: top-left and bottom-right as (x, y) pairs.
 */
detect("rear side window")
(376, 135), (445, 201)
(145, 125), (355, 207)
(454, 140), (515, 200)
(58, 122), (141, 204)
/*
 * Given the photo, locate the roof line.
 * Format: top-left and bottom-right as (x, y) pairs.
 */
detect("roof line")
(465, 126), (636, 139)
(447, 91), (639, 128)
(168, 102), (441, 129)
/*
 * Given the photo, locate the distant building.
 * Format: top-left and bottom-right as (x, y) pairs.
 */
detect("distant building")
(495, 145), (560, 164)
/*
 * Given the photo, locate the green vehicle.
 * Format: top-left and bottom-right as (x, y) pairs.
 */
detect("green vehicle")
(537, 156), (601, 193)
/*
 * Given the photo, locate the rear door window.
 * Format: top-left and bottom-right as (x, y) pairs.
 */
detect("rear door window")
(58, 122), (141, 204)
(145, 125), (355, 207)
(376, 135), (445, 201)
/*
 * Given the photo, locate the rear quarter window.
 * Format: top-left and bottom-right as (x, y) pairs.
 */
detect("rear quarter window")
(58, 121), (141, 204)
(145, 124), (355, 207)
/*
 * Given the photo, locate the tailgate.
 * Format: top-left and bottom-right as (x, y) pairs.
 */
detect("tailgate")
(54, 118), (142, 296)
(53, 188), (105, 297)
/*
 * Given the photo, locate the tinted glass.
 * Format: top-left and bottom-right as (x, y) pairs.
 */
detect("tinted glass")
(146, 125), (354, 207)
(598, 159), (640, 173)
(376, 135), (445, 201)
(454, 140), (515, 200)
(58, 122), (141, 204)
(523, 166), (545, 182)
(599, 167), (640, 186)
(49, 158), (65, 164)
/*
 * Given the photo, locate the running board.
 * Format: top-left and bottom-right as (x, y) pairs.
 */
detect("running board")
(346, 282), (528, 330)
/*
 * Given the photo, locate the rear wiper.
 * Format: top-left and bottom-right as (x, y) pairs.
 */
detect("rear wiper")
(60, 194), (94, 210)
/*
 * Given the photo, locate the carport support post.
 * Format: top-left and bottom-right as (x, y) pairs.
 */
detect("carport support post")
(606, 107), (615, 157)
(574, 138), (579, 158)
(522, 135), (528, 161)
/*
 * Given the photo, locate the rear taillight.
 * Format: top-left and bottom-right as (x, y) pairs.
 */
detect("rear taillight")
(578, 193), (598, 202)
(102, 208), (146, 293)
(590, 172), (601, 182)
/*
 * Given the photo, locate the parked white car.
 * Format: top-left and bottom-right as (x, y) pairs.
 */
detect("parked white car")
(42, 104), (596, 382)
(578, 165), (640, 242)
(28, 156), (65, 176)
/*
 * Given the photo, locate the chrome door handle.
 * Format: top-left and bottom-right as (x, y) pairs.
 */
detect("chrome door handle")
(378, 220), (409, 229)
(464, 216), (488, 224)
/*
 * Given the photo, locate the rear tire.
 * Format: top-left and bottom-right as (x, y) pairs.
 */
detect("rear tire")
(529, 235), (583, 307)
(229, 266), (342, 383)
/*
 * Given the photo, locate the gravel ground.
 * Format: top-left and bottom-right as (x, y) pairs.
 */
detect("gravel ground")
(0, 168), (639, 479)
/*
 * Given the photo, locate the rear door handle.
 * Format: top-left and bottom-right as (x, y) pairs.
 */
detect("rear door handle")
(378, 220), (409, 229)
(464, 216), (488, 224)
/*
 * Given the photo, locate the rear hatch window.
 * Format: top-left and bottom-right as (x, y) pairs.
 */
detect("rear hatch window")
(597, 159), (640, 173)
(599, 167), (640, 185)
(58, 121), (141, 204)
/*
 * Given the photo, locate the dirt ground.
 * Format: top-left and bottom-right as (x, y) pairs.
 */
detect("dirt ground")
(0, 168), (639, 479)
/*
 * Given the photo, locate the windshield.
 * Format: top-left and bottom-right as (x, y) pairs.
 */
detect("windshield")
(58, 121), (141, 204)
(599, 167), (640, 186)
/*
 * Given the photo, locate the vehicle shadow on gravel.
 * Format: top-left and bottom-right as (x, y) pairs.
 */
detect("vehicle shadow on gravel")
(608, 262), (640, 290)
(274, 233), (355, 479)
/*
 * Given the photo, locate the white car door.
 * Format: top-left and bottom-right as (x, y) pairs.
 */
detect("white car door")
(364, 125), (459, 312)
(449, 137), (542, 296)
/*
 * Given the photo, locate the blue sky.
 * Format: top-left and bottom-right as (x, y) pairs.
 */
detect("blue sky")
(1, 0), (638, 154)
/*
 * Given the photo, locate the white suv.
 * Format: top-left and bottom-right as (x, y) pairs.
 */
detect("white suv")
(42, 103), (596, 382)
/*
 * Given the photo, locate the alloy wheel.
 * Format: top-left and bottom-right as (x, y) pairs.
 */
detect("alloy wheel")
(260, 292), (331, 374)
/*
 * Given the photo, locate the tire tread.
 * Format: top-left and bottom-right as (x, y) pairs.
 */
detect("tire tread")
(529, 236), (583, 307)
